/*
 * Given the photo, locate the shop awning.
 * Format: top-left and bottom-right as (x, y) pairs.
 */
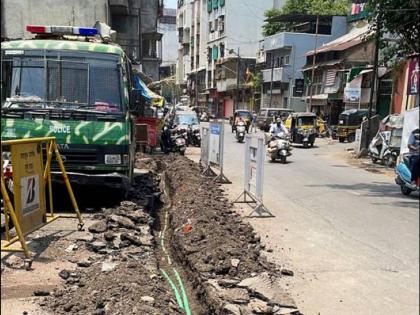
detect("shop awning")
(134, 75), (165, 107)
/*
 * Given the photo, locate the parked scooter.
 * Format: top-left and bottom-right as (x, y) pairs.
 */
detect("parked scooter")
(160, 126), (187, 155)
(192, 128), (201, 147)
(267, 132), (292, 163)
(368, 131), (391, 165)
(235, 121), (246, 143)
(395, 154), (419, 195)
(186, 125), (201, 147)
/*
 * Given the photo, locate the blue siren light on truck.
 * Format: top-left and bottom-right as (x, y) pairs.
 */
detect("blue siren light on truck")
(26, 25), (98, 36)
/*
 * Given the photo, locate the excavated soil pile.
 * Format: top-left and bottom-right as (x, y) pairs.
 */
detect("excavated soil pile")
(43, 173), (182, 315)
(162, 155), (300, 315)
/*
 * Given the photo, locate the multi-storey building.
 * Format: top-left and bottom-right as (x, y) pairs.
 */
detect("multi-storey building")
(159, 8), (177, 78)
(205, 0), (272, 117)
(176, 0), (272, 116)
(176, 0), (207, 108)
(260, 15), (347, 112)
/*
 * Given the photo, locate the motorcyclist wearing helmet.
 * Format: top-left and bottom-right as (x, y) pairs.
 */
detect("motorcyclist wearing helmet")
(269, 117), (288, 135)
(407, 128), (420, 187)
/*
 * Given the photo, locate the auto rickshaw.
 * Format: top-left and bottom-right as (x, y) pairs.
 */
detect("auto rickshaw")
(285, 112), (318, 148)
(337, 109), (368, 143)
(231, 110), (252, 133)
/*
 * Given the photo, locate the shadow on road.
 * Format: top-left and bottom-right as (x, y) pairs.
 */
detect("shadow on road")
(306, 181), (414, 199)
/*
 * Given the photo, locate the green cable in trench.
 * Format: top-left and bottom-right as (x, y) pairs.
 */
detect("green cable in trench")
(161, 268), (184, 310)
(159, 205), (192, 314)
(174, 268), (192, 315)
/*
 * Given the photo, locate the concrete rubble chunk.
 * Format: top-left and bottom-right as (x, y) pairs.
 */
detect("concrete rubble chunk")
(58, 270), (70, 280)
(231, 258), (240, 268)
(120, 201), (138, 211)
(64, 243), (78, 252)
(249, 299), (273, 313)
(120, 233), (142, 246)
(89, 241), (107, 252)
(223, 303), (242, 315)
(108, 215), (136, 229)
(140, 296), (155, 303)
(237, 273), (296, 309)
(101, 261), (118, 272)
(126, 211), (150, 224)
(206, 279), (250, 304)
(88, 221), (108, 233)
(77, 259), (92, 267)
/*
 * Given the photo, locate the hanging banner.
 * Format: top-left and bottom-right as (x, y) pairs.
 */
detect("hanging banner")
(344, 75), (362, 103)
(407, 58), (419, 95)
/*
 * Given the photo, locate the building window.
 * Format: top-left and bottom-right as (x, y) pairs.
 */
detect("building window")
(212, 45), (219, 60)
(214, 18), (219, 32)
(212, 0), (218, 11)
(209, 21), (214, 33)
(220, 0), (225, 6)
(220, 43), (225, 58)
(207, 0), (212, 12)
(219, 15), (225, 33)
(285, 55), (290, 65)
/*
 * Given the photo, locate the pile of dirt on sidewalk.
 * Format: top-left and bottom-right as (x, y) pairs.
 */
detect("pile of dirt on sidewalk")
(42, 174), (182, 315)
(161, 155), (300, 315)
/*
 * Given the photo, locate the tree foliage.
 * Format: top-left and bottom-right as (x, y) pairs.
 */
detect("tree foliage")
(262, 0), (350, 37)
(367, 0), (419, 61)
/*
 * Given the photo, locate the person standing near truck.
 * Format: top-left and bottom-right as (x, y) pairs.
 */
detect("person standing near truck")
(407, 128), (420, 188)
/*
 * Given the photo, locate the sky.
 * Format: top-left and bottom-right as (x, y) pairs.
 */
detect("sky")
(165, 0), (177, 9)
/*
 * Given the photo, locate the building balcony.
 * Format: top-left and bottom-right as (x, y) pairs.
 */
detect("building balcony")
(262, 67), (289, 83)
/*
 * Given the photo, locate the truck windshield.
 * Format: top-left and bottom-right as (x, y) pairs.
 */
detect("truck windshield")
(2, 55), (122, 112)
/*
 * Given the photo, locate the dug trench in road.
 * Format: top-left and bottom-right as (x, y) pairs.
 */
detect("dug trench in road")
(157, 154), (300, 314)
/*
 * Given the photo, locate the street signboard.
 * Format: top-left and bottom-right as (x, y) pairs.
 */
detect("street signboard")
(209, 122), (221, 165)
(200, 121), (230, 183)
(235, 135), (273, 217)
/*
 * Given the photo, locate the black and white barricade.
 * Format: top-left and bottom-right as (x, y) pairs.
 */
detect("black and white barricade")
(234, 134), (273, 217)
(199, 121), (231, 183)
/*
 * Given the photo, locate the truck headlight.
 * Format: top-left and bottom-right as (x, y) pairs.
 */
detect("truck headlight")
(105, 154), (121, 165)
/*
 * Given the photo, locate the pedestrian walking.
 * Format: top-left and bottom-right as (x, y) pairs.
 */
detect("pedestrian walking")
(251, 111), (258, 133)
(407, 128), (420, 188)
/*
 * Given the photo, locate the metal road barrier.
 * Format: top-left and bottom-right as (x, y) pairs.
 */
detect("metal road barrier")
(203, 121), (231, 183)
(1, 137), (84, 269)
(200, 122), (217, 177)
(234, 135), (273, 217)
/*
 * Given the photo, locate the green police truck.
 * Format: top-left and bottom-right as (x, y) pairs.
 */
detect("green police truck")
(1, 25), (138, 195)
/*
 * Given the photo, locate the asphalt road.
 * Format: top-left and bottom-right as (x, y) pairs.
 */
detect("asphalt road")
(219, 128), (419, 315)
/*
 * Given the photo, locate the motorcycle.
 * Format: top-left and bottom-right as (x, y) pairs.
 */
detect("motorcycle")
(192, 128), (201, 147)
(235, 121), (246, 143)
(395, 154), (419, 196)
(160, 126), (187, 155)
(186, 125), (201, 147)
(368, 131), (391, 165)
(267, 132), (292, 163)
(173, 132), (187, 155)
